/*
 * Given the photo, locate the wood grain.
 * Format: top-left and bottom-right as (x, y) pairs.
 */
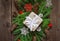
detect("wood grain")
(0, 0), (12, 41)
(0, 0), (60, 41)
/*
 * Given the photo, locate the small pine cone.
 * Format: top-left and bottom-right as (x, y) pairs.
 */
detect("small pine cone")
(12, 12), (18, 17)
(14, 0), (19, 10)
(32, 36), (36, 41)
(45, 29), (49, 33)
(11, 24), (17, 32)
(8, 24), (17, 33)
(45, 29), (49, 35)
(33, 3), (39, 13)
(45, 29), (50, 40)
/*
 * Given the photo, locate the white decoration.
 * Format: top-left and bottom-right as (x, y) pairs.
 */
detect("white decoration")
(39, 14), (43, 18)
(46, 0), (52, 7)
(23, 12), (43, 31)
(36, 27), (41, 32)
(20, 27), (29, 35)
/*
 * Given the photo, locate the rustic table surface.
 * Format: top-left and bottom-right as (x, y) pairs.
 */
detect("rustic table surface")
(0, 0), (60, 41)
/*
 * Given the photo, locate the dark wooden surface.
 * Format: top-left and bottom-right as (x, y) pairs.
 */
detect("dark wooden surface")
(0, 0), (60, 41)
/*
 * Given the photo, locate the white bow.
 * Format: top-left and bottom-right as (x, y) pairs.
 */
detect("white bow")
(25, 16), (39, 31)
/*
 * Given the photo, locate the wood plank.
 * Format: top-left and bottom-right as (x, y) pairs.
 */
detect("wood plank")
(0, 0), (12, 41)
(46, 0), (60, 41)
(55, 0), (60, 41)
(0, 0), (60, 41)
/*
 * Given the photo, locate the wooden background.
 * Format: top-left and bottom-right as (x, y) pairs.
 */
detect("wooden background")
(0, 0), (60, 41)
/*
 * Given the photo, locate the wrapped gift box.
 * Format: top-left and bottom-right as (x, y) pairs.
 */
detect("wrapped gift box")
(23, 12), (43, 31)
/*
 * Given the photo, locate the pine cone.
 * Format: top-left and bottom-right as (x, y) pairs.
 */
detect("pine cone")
(33, 3), (39, 13)
(32, 36), (36, 41)
(14, 0), (19, 11)
(11, 24), (17, 32)
(12, 12), (18, 17)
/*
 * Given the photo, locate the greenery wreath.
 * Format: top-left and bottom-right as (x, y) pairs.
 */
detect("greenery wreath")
(12, 0), (53, 41)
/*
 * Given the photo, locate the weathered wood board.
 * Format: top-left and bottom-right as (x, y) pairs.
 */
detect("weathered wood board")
(0, 0), (60, 41)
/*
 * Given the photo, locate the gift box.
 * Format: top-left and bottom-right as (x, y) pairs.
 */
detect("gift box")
(23, 12), (43, 31)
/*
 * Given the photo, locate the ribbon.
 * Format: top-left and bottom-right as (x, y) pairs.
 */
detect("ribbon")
(25, 16), (39, 31)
